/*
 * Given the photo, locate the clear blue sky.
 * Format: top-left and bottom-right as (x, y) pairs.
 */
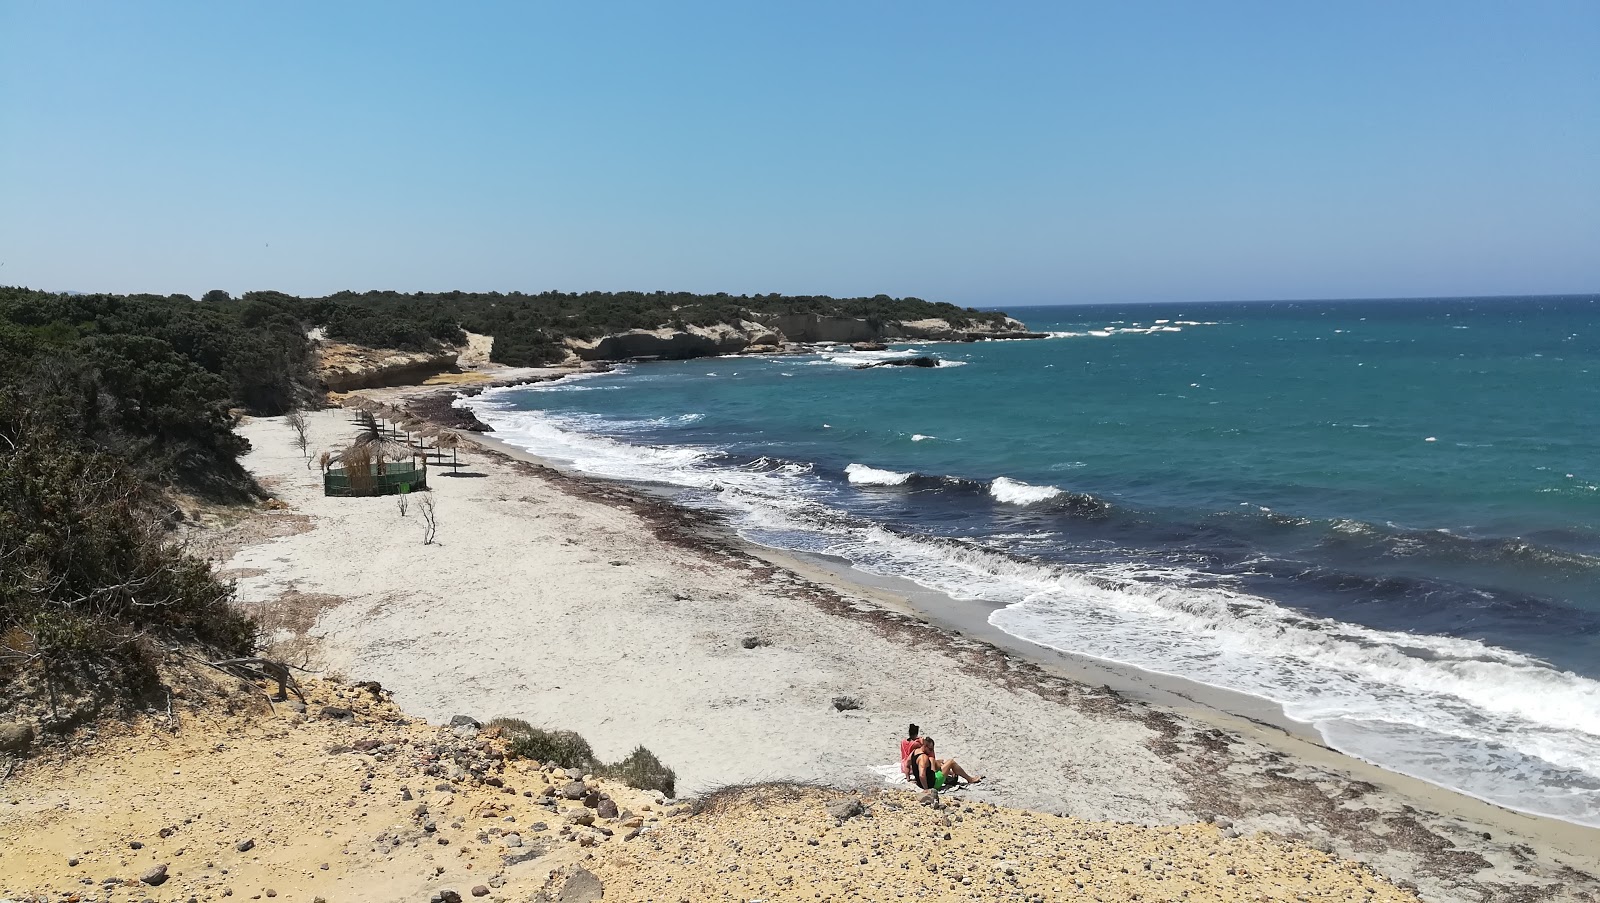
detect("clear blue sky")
(2, 2), (1596, 306)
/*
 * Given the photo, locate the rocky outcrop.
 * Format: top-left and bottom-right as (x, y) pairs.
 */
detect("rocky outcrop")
(887, 316), (1042, 341)
(760, 313), (882, 344)
(565, 320), (779, 361)
(853, 356), (940, 369)
(318, 342), (462, 392)
(565, 313), (1038, 362)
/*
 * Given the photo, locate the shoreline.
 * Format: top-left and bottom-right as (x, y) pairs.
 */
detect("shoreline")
(221, 401), (1600, 901)
(452, 407), (1600, 860)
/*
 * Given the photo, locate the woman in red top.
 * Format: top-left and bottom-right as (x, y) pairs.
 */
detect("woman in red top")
(899, 724), (921, 779)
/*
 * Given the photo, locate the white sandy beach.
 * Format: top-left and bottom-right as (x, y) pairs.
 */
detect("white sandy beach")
(218, 406), (1600, 902)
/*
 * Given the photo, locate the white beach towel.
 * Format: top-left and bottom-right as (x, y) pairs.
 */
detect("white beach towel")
(872, 764), (908, 786)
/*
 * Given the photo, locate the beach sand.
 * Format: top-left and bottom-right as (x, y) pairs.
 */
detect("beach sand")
(208, 406), (1599, 901)
(0, 676), (1418, 903)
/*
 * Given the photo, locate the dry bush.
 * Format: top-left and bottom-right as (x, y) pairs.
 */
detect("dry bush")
(419, 493), (437, 544)
(341, 444), (375, 494)
(602, 745), (677, 798)
(496, 720), (599, 771)
(689, 781), (833, 817)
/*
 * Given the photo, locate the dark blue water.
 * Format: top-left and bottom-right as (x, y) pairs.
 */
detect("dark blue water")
(465, 296), (1600, 826)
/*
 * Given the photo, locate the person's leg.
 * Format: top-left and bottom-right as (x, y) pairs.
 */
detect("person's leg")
(939, 757), (983, 784)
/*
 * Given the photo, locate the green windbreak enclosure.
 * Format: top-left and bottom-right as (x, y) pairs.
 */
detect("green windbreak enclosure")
(323, 462), (428, 497)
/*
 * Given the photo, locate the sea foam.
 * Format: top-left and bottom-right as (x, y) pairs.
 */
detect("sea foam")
(989, 476), (1064, 505)
(845, 463), (914, 486)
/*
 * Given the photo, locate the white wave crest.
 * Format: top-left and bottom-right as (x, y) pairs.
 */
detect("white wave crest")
(910, 434), (936, 442)
(845, 463), (913, 486)
(989, 476), (1063, 505)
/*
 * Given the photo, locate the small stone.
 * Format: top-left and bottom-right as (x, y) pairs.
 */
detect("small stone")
(565, 810), (596, 826)
(130, 841), (144, 850)
(236, 838), (255, 852)
(438, 891), (462, 903)
(561, 781), (587, 800)
(470, 887), (489, 898)
(597, 798), (619, 820)
(828, 799), (864, 821)
(265, 891), (277, 899)
(139, 864), (169, 886)
(68, 857), (80, 867)
(319, 706), (354, 720)
(503, 834), (522, 848)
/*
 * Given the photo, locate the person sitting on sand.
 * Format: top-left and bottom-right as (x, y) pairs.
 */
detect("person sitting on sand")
(900, 723), (920, 780)
(908, 735), (982, 790)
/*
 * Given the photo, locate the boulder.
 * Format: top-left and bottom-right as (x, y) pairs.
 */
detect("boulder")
(828, 799), (865, 821)
(853, 356), (939, 369)
(560, 781), (587, 800)
(140, 864), (169, 886)
(596, 798), (619, 820)
(548, 866), (605, 902)
(0, 722), (34, 753)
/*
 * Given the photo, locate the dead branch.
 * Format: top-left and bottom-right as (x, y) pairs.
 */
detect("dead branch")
(203, 656), (306, 703)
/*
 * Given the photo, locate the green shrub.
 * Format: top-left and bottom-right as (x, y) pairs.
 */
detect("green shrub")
(603, 744), (677, 799)
(495, 720), (599, 771)
(491, 718), (677, 797)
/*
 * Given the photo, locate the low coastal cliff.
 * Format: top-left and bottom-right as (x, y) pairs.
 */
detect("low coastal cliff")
(566, 313), (1042, 362)
(317, 341), (463, 391)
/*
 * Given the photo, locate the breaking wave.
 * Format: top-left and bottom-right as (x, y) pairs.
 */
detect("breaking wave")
(990, 476), (1064, 505)
(845, 463), (914, 486)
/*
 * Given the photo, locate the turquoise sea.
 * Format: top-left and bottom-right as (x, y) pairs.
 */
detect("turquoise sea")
(464, 296), (1600, 827)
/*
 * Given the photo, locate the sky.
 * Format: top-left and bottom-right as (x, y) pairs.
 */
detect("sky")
(1, 2), (1596, 306)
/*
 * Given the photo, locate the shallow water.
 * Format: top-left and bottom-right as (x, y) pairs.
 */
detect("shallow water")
(465, 295), (1600, 827)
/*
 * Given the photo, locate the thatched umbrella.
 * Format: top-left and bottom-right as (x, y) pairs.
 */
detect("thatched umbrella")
(349, 415), (414, 474)
(435, 430), (462, 469)
(399, 417), (428, 449)
(346, 396), (375, 422)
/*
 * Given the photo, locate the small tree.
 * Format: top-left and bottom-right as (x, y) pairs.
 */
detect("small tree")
(285, 409), (311, 467)
(419, 494), (438, 544)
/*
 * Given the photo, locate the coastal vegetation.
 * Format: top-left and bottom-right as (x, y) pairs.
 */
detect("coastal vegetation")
(273, 288), (1012, 366)
(490, 717), (677, 797)
(1, 283), (996, 742)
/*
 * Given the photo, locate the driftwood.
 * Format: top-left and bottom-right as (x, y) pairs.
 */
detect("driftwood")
(206, 657), (306, 703)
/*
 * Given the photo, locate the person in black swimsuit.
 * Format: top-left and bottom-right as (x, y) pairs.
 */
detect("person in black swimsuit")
(908, 736), (983, 790)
